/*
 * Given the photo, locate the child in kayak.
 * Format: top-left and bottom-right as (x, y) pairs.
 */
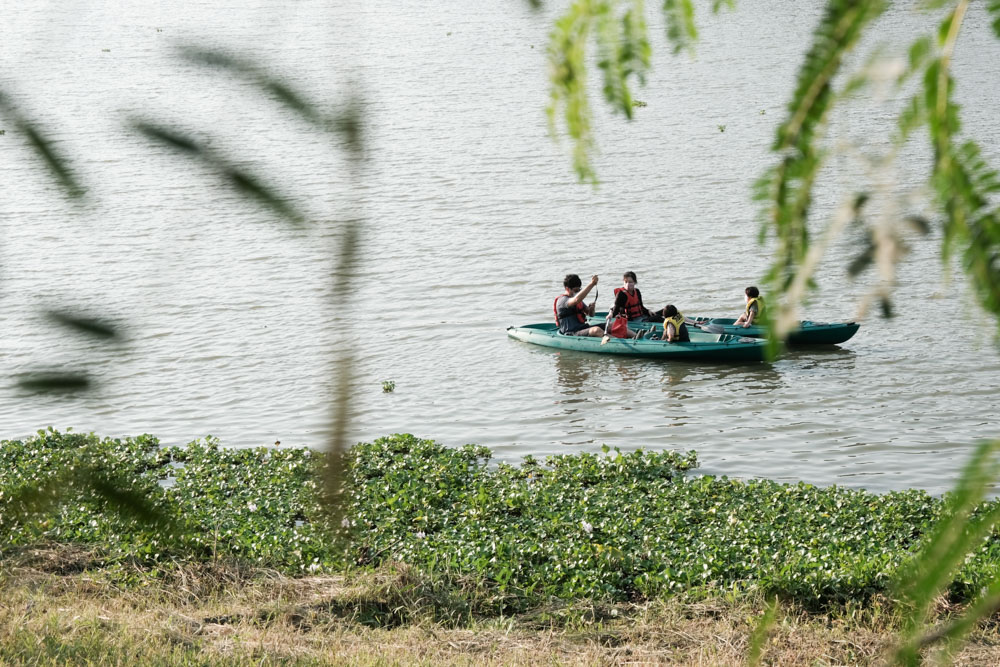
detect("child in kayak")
(661, 305), (690, 342)
(734, 286), (764, 328)
(633, 304), (690, 342)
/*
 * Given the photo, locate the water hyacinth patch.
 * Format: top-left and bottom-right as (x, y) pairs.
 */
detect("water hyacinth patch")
(3, 430), (1000, 610)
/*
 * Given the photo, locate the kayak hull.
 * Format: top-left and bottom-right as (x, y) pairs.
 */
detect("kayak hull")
(589, 313), (860, 345)
(507, 323), (766, 362)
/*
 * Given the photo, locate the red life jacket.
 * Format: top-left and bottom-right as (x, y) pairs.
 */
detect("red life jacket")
(553, 295), (587, 325)
(609, 316), (630, 338)
(614, 287), (644, 320)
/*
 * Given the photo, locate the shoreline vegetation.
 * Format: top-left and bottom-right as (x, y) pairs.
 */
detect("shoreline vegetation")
(4, 431), (1000, 664)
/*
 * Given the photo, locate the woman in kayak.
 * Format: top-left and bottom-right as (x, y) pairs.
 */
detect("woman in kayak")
(609, 271), (653, 321)
(554, 274), (605, 336)
(734, 286), (764, 328)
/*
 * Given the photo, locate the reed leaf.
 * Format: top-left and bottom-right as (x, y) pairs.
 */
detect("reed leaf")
(179, 45), (326, 127)
(18, 372), (91, 393)
(890, 439), (1000, 665)
(0, 90), (85, 199)
(46, 310), (119, 340)
(922, 4), (1000, 329)
(134, 119), (306, 227)
(747, 597), (779, 667)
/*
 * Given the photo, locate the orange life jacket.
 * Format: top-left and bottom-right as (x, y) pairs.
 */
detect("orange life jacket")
(553, 295), (587, 325)
(614, 287), (644, 320)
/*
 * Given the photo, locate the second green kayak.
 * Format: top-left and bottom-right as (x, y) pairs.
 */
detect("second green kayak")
(590, 312), (860, 345)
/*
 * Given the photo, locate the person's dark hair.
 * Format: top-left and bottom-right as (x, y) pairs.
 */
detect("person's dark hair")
(745, 286), (760, 298)
(564, 274), (582, 289)
(623, 271), (637, 283)
(663, 304), (678, 318)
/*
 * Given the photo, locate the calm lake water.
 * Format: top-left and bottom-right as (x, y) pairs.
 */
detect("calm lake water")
(1, 1), (998, 494)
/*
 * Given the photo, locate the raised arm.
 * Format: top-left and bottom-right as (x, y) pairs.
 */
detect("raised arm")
(567, 275), (598, 306)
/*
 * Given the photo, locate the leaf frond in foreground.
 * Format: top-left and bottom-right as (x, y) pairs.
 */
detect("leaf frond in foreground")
(890, 439), (1000, 665)
(758, 0), (885, 301)
(46, 310), (120, 340)
(547, 0), (651, 183)
(0, 89), (86, 199)
(663, 0), (698, 55)
(17, 372), (91, 394)
(178, 45), (326, 127)
(133, 119), (306, 227)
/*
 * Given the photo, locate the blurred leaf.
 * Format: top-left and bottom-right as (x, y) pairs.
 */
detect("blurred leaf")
(894, 93), (926, 146)
(664, 0), (698, 55)
(547, 0), (651, 183)
(18, 372), (91, 393)
(847, 240), (875, 277)
(852, 191), (870, 214)
(223, 167), (305, 226)
(0, 90), (85, 199)
(22, 125), (86, 199)
(904, 214), (931, 235)
(46, 310), (119, 340)
(133, 121), (201, 154)
(179, 45), (326, 126)
(88, 472), (176, 531)
(990, 0), (1000, 39)
(747, 597), (779, 666)
(905, 36), (932, 83)
(133, 119), (306, 226)
(891, 439), (1000, 664)
(334, 98), (365, 157)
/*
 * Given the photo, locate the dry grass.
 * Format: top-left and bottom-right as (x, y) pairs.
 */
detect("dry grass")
(3, 549), (1000, 665)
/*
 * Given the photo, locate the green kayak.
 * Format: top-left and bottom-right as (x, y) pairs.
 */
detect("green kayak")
(589, 312), (860, 345)
(507, 323), (766, 362)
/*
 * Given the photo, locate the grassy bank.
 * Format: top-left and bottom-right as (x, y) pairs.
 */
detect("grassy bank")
(6, 552), (999, 665)
(4, 430), (1000, 663)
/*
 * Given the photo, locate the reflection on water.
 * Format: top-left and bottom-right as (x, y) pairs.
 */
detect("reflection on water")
(552, 350), (591, 397)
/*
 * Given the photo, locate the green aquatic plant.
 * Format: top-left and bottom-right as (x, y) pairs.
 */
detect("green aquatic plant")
(717, 124), (726, 132)
(382, 380), (396, 393)
(8, 428), (1000, 632)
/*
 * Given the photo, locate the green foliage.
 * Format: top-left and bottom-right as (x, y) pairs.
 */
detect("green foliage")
(9, 430), (1000, 618)
(991, 0), (1000, 40)
(758, 0), (886, 290)
(547, 0), (651, 182)
(0, 429), (332, 573)
(382, 380), (396, 393)
(343, 435), (986, 608)
(890, 439), (1000, 664)
(663, 0), (697, 55)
